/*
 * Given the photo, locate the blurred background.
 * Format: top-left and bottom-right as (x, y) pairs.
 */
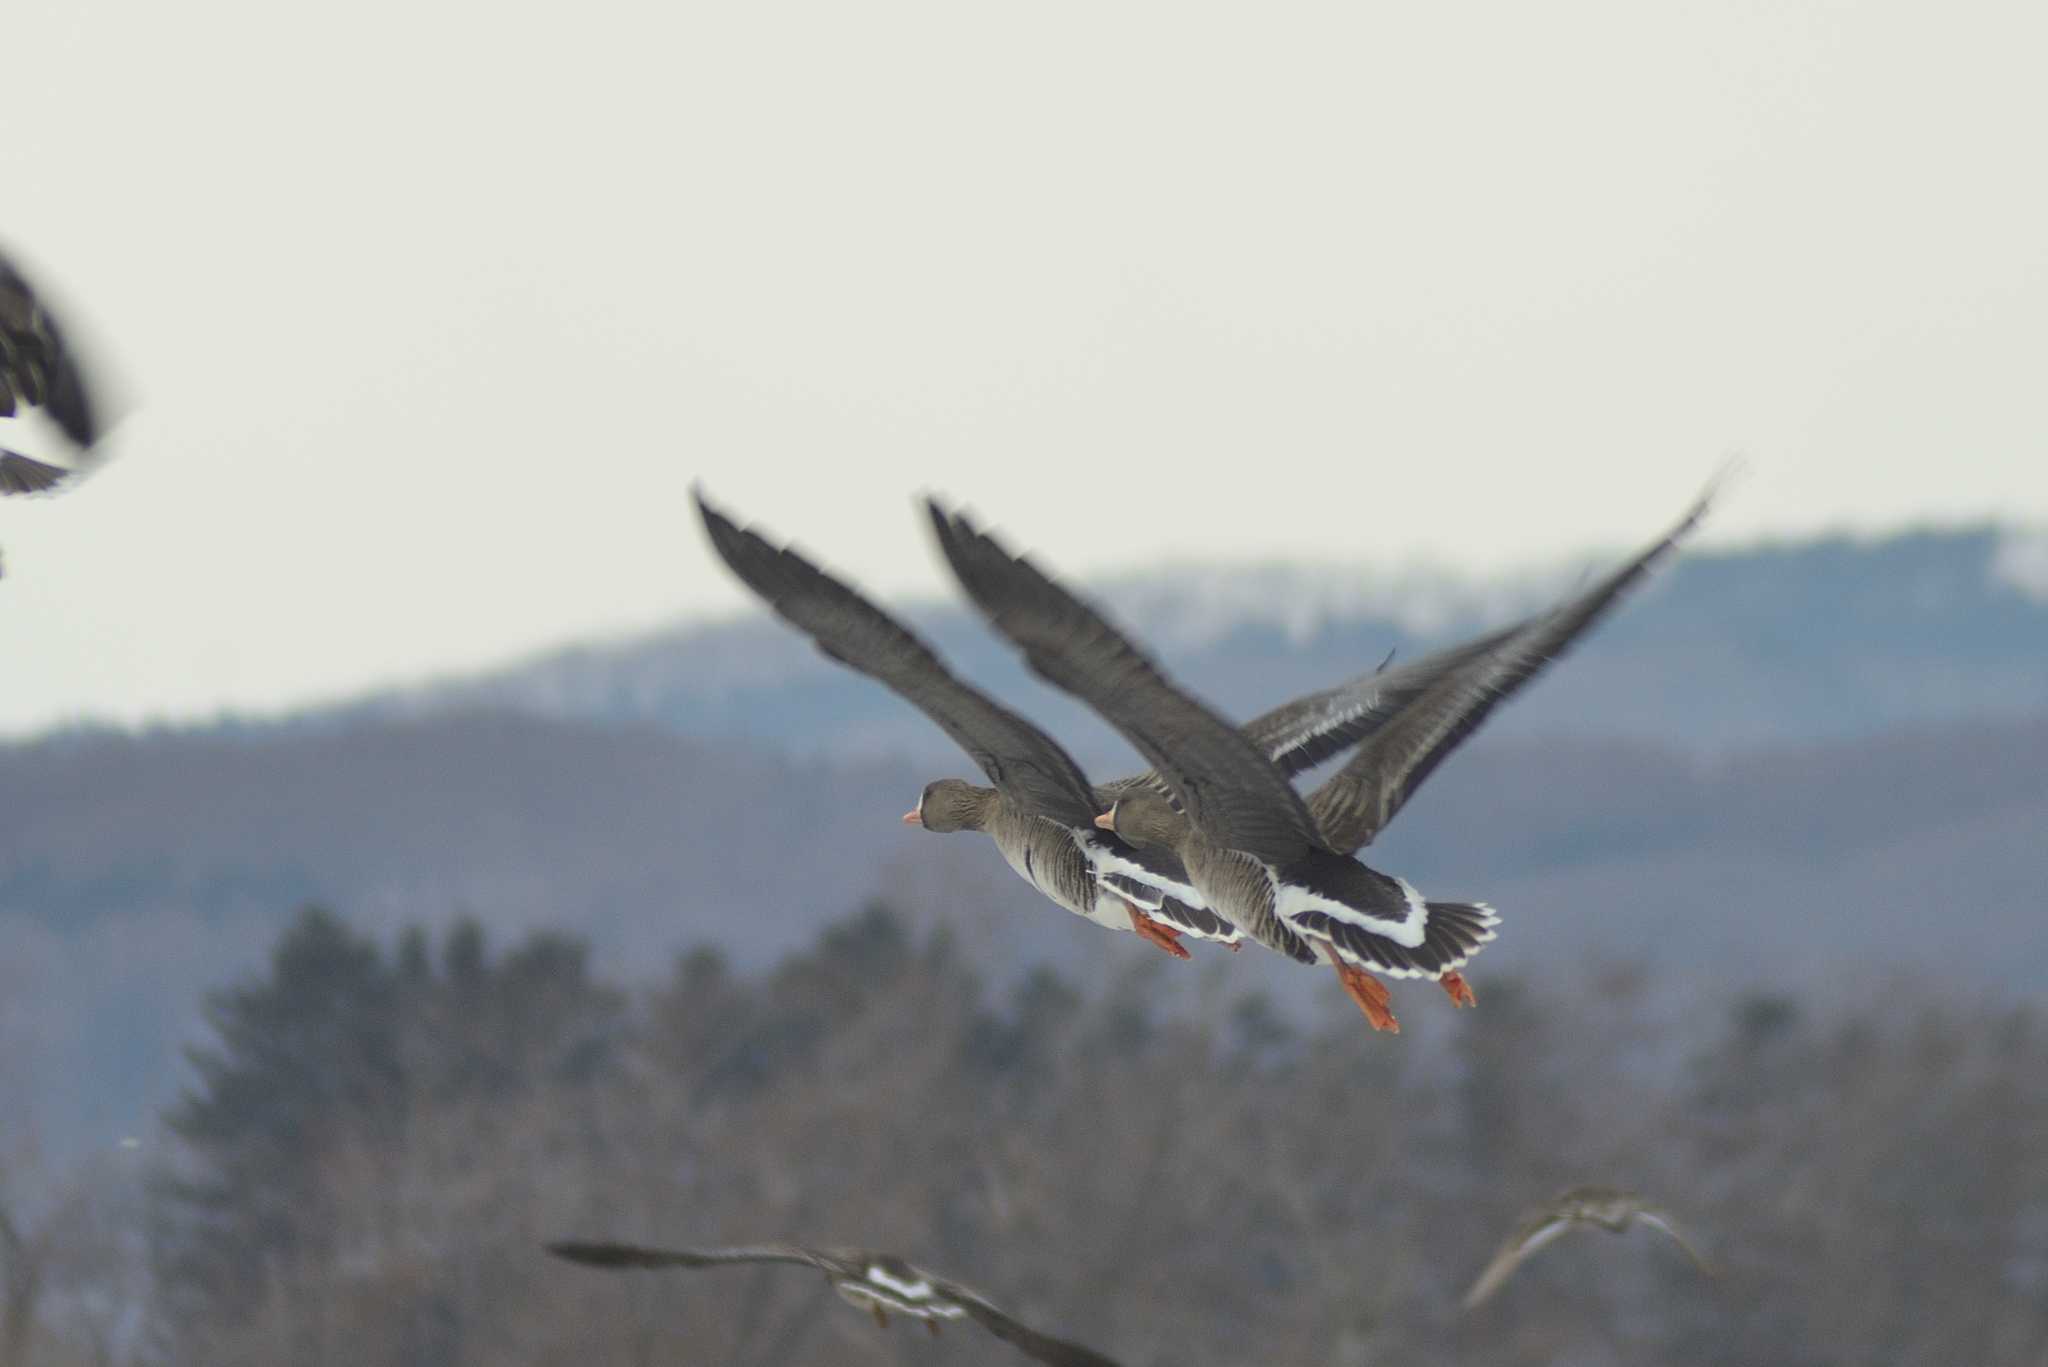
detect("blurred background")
(2, 0), (2044, 1363)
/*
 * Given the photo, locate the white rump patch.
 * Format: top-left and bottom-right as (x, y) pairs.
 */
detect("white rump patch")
(1273, 874), (1429, 948)
(838, 1282), (969, 1319)
(865, 1265), (937, 1301)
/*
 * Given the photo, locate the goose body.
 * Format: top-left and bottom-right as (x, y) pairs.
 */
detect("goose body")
(548, 1239), (1123, 1367)
(930, 486), (1714, 1029)
(978, 801), (1223, 940)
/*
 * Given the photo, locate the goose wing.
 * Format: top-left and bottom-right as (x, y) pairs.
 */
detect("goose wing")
(1631, 1206), (1718, 1279)
(929, 1275), (1128, 1367)
(1310, 486), (1714, 853)
(1096, 623), (1529, 806)
(698, 493), (1100, 828)
(547, 1240), (832, 1273)
(1460, 1210), (1580, 1309)
(0, 451), (73, 495)
(928, 502), (1319, 866)
(0, 249), (99, 469)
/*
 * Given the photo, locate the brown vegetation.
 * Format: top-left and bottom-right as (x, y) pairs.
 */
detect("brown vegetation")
(8, 901), (2023, 1366)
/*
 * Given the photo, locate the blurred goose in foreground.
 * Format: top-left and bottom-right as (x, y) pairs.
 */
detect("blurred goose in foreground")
(548, 1239), (1123, 1367)
(1462, 1185), (1717, 1308)
(0, 247), (103, 500)
(697, 492), (1548, 959)
(928, 487), (1712, 1031)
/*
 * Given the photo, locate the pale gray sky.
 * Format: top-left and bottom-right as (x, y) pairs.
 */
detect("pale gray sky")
(2, 0), (2041, 734)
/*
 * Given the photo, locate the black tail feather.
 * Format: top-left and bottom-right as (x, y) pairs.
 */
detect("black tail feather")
(1296, 901), (1498, 979)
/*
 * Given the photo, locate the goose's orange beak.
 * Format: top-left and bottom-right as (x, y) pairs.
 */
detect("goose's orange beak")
(1093, 811), (1115, 830)
(902, 808), (924, 826)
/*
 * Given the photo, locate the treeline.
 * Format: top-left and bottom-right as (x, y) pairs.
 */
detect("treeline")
(5, 903), (2046, 1366)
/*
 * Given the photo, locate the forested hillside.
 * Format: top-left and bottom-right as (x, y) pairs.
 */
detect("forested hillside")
(4, 705), (2045, 1162)
(6, 905), (2042, 1366)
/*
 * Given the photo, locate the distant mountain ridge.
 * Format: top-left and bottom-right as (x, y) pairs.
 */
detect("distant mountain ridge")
(7, 521), (2048, 1160)
(356, 523), (2048, 758)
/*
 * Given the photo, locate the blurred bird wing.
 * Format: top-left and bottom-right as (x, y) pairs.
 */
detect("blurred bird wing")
(944, 1281), (1127, 1367)
(546, 1240), (832, 1273)
(1461, 1212), (1579, 1309)
(0, 450), (76, 496)
(1632, 1208), (1717, 1278)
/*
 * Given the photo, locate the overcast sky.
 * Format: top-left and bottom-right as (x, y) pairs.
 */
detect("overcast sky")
(2, 0), (2040, 735)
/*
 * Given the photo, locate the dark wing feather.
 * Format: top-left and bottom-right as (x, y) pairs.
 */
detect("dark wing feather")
(935, 1278), (1127, 1367)
(0, 248), (98, 449)
(928, 502), (1320, 865)
(0, 451), (74, 495)
(32, 316), (97, 449)
(1096, 622), (1529, 807)
(697, 493), (1100, 827)
(546, 1240), (830, 1272)
(1310, 486), (1713, 852)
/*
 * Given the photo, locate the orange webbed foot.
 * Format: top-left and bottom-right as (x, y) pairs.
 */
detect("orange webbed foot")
(1438, 971), (1477, 1008)
(1334, 962), (1401, 1033)
(1125, 903), (1192, 960)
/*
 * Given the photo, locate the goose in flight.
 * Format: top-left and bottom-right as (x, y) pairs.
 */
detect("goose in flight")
(1461, 1185), (1717, 1308)
(927, 486), (1712, 1031)
(547, 1239), (1123, 1367)
(0, 247), (103, 499)
(696, 491), (1556, 960)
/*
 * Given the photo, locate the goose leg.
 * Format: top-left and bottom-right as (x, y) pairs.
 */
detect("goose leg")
(1437, 971), (1477, 1008)
(1123, 902), (1191, 960)
(870, 1305), (889, 1330)
(1332, 961), (1401, 1033)
(925, 1319), (942, 1338)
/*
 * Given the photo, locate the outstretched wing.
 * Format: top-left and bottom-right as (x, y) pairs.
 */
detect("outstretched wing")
(1460, 1211), (1579, 1309)
(929, 502), (1321, 866)
(1097, 623), (1528, 806)
(0, 248), (99, 453)
(0, 450), (73, 495)
(698, 493), (1100, 828)
(1631, 1208), (1718, 1279)
(547, 1240), (831, 1272)
(932, 1277), (1127, 1367)
(1310, 485), (1715, 852)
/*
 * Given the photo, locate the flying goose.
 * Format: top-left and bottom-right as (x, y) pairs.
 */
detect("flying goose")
(1461, 1185), (1717, 1308)
(0, 247), (103, 500)
(697, 492), (1549, 959)
(547, 1239), (1123, 1367)
(697, 491), (1231, 956)
(927, 488), (1712, 1031)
